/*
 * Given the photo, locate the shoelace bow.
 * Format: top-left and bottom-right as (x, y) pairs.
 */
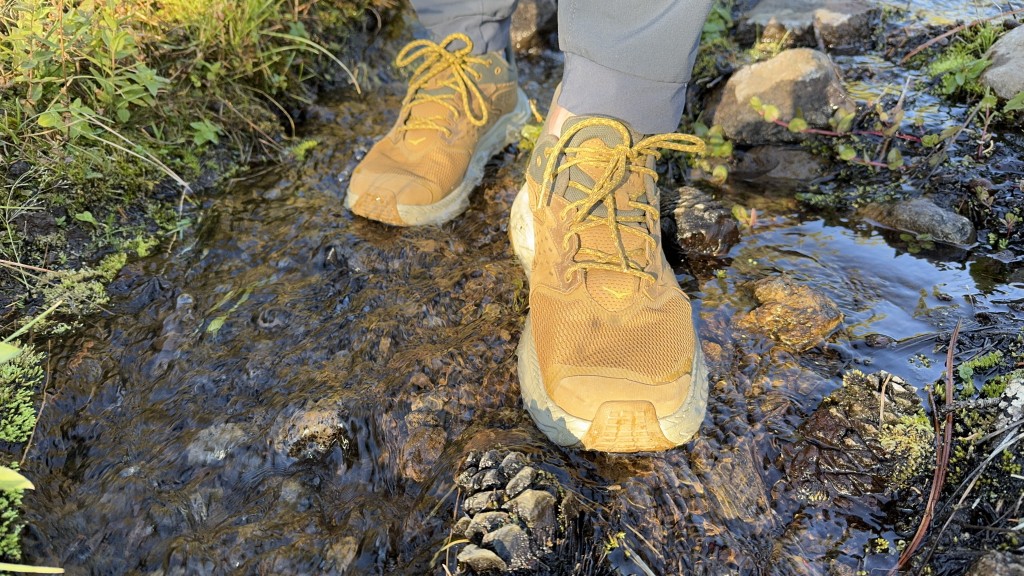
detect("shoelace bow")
(536, 117), (706, 283)
(394, 33), (490, 136)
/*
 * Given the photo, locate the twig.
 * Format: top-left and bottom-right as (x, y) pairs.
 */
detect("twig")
(879, 372), (893, 429)
(900, 8), (1024, 64)
(893, 318), (961, 574)
(0, 258), (52, 274)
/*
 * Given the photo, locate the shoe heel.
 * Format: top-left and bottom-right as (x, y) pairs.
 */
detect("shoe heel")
(579, 401), (676, 453)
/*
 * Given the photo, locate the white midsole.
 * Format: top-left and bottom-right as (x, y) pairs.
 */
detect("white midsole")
(509, 183), (709, 447)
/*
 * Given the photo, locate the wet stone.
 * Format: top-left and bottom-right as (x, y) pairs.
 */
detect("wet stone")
(479, 468), (506, 490)
(784, 370), (934, 499)
(498, 451), (528, 477)
(859, 197), (977, 245)
(506, 489), (557, 545)
(464, 490), (506, 515)
(741, 0), (880, 53)
(482, 524), (534, 570)
(465, 511), (512, 543)
(457, 544), (509, 573)
(456, 468), (480, 490)
(453, 516), (472, 536)
(478, 449), (502, 470)
(734, 275), (843, 351)
(187, 423), (246, 465)
(269, 404), (350, 462)
(671, 186), (740, 258)
(731, 146), (830, 186)
(505, 466), (537, 499)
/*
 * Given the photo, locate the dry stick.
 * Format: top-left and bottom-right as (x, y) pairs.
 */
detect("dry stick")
(892, 318), (961, 574)
(900, 8), (1024, 65)
(0, 258), (52, 274)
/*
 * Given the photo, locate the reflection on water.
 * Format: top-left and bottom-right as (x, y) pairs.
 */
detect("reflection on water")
(19, 62), (1024, 576)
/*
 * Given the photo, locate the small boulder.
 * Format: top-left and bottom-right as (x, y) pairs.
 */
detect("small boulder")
(505, 489), (557, 545)
(671, 186), (740, 258)
(465, 511), (512, 542)
(187, 423), (247, 465)
(511, 0), (557, 53)
(741, 0), (880, 52)
(731, 146), (830, 185)
(269, 403), (349, 463)
(981, 25), (1024, 100)
(734, 276), (843, 351)
(483, 524), (534, 569)
(505, 466), (537, 498)
(709, 48), (854, 146)
(859, 197), (976, 245)
(457, 544), (509, 573)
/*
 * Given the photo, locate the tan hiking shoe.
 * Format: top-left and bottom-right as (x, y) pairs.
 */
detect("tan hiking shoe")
(509, 116), (709, 453)
(346, 33), (530, 226)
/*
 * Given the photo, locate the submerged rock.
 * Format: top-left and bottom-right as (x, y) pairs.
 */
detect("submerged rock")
(981, 25), (1024, 100)
(783, 370), (934, 500)
(269, 402), (351, 463)
(860, 197), (977, 245)
(731, 146), (831, 185)
(734, 276), (843, 351)
(671, 186), (741, 258)
(709, 48), (854, 146)
(741, 0), (880, 52)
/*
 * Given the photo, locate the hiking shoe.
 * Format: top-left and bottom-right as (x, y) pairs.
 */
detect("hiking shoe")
(509, 116), (709, 453)
(346, 33), (531, 226)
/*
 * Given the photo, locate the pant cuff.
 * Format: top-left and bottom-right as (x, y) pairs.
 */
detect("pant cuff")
(425, 16), (511, 54)
(558, 53), (688, 135)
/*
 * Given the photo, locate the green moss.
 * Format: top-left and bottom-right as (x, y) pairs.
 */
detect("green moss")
(36, 252), (127, 322)
(0, 485), (25, 561)
(0, 343), (41, 444)
(957, 350), (1004, 395)
(880, 410), (935, 489)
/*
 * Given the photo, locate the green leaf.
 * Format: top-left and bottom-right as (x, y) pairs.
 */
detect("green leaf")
(788, 117), (808, 133)
(886, 148), (904, 170)
(921, 134), (939, 147)
(0, 466), (34, 491)
(74, 211), (101, 228)
(837, 145), (857, 161)
(0, 342), (22, 364)
(1005, 91), (1024, 113)
(763, 104), (780, 122)
(836, 112), (855, 134)
(37, 110), (63, 128)
(711, 164), (729, 183)
(190, 120), (220, 146)
(749, 96), (763, 112)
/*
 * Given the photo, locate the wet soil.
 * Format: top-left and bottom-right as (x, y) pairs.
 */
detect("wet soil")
(17, 11), (1024, 576)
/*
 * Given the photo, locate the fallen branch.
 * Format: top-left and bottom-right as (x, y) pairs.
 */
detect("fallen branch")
(892, 318), (961, 574)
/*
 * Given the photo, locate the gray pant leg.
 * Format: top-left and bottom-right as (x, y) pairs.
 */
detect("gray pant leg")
(558, 0), (715, 134)
(410, 0), (519, 54)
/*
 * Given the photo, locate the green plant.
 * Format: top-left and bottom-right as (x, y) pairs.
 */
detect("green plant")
(927, 23), (1002, 100)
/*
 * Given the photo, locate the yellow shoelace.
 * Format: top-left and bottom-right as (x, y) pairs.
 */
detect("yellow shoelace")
(535, 117), (705, 283)
(394, 33), (490, 136)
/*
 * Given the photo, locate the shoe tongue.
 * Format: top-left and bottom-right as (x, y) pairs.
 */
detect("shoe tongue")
(555, 117), (655, 311)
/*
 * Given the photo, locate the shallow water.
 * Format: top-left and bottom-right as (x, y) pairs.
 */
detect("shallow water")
(20, 50), (1024, 576)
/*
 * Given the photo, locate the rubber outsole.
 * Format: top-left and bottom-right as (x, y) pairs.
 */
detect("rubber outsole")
(345, 87), (532, 227)
(509, 182), (709, 452)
